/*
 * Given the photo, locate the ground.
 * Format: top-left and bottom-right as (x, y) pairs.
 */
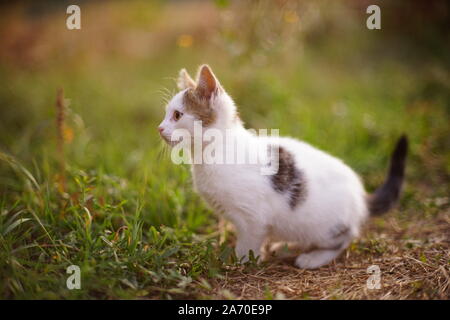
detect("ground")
(211, 210), (449, 299)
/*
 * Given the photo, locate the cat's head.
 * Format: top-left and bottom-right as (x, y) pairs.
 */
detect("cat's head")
(158, 65), (238, 145)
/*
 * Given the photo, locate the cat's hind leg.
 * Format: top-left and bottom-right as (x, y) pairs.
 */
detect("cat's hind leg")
(295, 225), (352, 269)
(294, 247), (344, 269)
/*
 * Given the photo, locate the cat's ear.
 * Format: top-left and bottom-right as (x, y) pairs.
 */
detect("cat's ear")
(195, 64), (222, 100)
(177, 68), (196, 90)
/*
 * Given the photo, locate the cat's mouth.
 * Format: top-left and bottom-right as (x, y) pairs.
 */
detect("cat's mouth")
(160, 133), (182, 147)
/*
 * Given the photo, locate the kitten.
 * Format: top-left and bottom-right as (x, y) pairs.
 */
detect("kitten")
(158, 64), (408, 269)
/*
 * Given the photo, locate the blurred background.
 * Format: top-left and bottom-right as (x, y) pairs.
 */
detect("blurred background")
(0, 0), (448, 178)
(0, 0), (448, 299)
(1, 0), (448, 177)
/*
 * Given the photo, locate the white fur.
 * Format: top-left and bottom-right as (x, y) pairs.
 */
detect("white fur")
(159, 67), (370, 269)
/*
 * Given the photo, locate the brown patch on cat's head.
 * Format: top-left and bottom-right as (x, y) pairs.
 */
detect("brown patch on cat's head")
(180, 65), (223, 127)
(183, 88), (217, 127)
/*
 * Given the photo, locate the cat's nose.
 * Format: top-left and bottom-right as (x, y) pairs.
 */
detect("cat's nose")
(158, 126), (164, 134)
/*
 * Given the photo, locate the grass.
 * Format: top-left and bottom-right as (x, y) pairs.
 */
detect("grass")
(0, 0), (449, 299)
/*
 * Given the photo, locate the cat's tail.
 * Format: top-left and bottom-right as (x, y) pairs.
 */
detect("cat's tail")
(368, 135), (408, 216)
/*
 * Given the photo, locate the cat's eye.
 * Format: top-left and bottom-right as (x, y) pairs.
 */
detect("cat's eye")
(173, 110), (183, 121)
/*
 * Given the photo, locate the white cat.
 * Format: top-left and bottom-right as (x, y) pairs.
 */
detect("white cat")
(158, 65), (408, 269)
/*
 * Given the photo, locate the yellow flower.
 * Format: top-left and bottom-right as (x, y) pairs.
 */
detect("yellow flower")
(63, 126), (74, 144)
(177, 34), (193, 48)
(284, 10), (299, 24)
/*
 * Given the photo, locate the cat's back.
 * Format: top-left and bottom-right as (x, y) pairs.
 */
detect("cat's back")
(275, 137), (363, 185)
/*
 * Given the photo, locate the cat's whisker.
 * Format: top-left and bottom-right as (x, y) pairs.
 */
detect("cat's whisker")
(154, 87), (174, 106)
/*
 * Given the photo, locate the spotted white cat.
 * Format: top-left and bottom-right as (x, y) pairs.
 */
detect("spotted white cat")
(158, 65), (407, 269)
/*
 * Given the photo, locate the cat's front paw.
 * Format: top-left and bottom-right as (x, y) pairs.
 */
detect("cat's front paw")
(235, 248), (259, 264)
(295, 254), (322, 269)
(235, 234), (264, 264)
(235, 249), (250, 263)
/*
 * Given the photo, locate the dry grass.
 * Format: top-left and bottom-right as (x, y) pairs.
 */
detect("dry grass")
(210, 210), (449, 300)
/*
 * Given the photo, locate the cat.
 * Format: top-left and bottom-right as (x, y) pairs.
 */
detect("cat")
(158, 64), (408, 269)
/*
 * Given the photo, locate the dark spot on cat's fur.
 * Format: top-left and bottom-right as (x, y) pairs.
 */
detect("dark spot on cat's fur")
(311, 224), (350, 251)
(183, 89), (217, 127)
(330, 224), (349, 239)
(269, 145), (306, 209)
(327, 242), (346, 251)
